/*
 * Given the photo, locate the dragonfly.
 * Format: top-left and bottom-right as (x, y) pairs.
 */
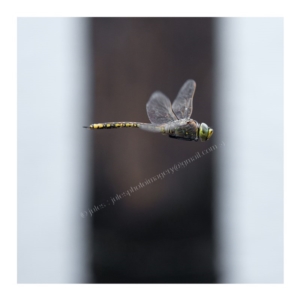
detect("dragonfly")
(84, 80), (213, 142)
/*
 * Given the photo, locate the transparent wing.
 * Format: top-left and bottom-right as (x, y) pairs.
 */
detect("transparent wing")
(146, 92), (178, 124)
(172, 80), (196, 119)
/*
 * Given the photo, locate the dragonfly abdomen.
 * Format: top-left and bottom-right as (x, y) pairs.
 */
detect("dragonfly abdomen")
(84, 122), (162, 133)
(85, 122), (139, 129)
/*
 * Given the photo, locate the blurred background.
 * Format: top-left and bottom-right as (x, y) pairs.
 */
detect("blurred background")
(18, 17), (283, 283)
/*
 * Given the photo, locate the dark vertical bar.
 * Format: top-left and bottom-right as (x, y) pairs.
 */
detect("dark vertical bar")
(90, 17), (215, 283)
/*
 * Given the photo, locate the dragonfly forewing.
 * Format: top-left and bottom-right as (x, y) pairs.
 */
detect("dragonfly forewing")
(172, 79), (196, 120)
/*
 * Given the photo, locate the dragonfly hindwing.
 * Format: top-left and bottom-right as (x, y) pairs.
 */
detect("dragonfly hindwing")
(146, 91), (178, 124)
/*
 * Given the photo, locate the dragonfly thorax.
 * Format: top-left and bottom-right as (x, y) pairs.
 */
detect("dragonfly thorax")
(165, 119), (200, 141)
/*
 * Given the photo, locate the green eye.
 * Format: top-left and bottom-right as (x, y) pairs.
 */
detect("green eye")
(198, 123), (213, 142)
(208, 128), (214, 140)
(199, 123), (208, 141)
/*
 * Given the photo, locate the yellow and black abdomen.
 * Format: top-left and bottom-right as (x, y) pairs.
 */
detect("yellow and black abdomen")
(85, 122), (162, 134)
(87, 122), (139, 129)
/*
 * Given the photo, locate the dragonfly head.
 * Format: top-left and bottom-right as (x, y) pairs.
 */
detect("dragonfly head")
(198, 123), (214, 142)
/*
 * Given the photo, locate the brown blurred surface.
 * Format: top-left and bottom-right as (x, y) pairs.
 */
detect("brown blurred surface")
(89, 17), (215, 283)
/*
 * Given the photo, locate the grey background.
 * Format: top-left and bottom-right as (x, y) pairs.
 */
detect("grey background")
(17, 17), (283, 283)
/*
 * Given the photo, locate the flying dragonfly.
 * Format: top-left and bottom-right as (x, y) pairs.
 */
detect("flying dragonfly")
(84, 80), (213, 142)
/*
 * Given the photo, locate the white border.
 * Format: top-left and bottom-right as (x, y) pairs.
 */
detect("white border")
(1, 0), (299, 299)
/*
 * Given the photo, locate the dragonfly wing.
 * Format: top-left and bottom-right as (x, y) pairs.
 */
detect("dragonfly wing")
(172, 80), (196, 119)
(146, 92), (178, 124)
